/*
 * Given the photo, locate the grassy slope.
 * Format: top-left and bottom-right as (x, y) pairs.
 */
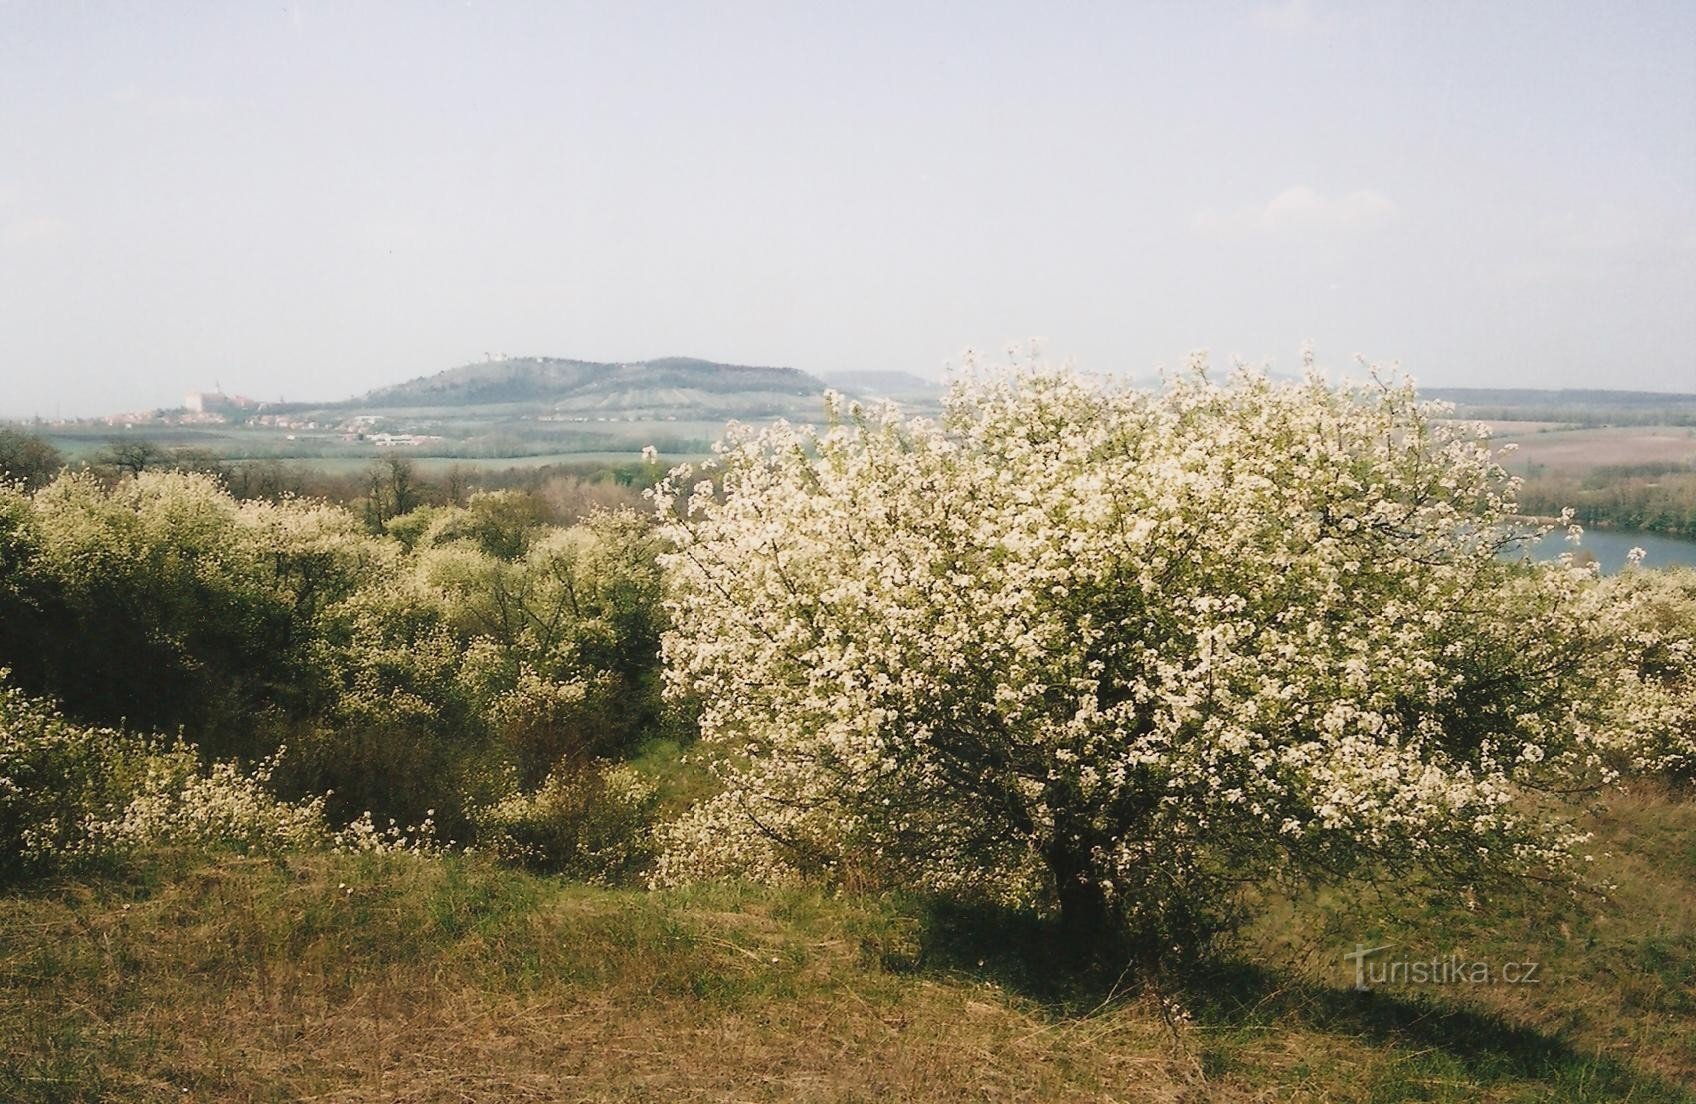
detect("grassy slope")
(2, 789), (1693, 1103)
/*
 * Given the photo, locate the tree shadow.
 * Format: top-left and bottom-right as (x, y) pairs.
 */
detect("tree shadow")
(1177, 961), (1677, 1093)
(900, 898), (1689, 1098)
(901, 896), (1156, 1011)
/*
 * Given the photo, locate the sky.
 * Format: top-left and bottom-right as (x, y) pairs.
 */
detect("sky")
(1, 0), (1693, 417)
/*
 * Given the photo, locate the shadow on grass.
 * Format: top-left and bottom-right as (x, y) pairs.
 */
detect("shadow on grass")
(899, 898), (1692, 1101)
(1180, 961), (1687, 1097)
(900, 897), (1144, 1009)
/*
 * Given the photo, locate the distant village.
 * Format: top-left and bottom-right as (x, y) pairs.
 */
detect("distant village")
(54, 389), (445, 447)
(18, 385), (677, 443)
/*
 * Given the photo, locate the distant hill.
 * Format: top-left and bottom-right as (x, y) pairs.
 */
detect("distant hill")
(822, 370), (945, 402)
(1421, 386), (1696, 427)
(1422, 387), (1696, 408)
(352, 356), (831, 420)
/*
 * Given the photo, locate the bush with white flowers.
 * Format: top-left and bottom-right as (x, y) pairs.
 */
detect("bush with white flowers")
(1592, 566), (1696, 780)
(651, 359), (1626, 953)
(1, 672), (435, 873)
(0, 673), (147, 878)
(81, 745), (333, 857)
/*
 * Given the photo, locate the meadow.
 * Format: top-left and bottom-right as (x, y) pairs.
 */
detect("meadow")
(3, 785), (1692, 1102)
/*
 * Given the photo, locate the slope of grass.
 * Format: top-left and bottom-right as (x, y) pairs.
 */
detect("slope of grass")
(2, 789), (1693, 1102)
(1237, 785), (1696, 1083)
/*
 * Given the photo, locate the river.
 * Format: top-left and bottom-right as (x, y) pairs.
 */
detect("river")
(1510, 527), (1696, 573)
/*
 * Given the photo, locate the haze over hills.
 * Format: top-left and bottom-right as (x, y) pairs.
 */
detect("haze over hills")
(819, 370), (945, 402)
(25, 357), (956, 464)
(17, 359), (1696, 469)
(1423, 386), (1696, 426)
(24, 347), (1694, 428)
(351, 356), (836, 420)
(1421, 387), (1696, 409)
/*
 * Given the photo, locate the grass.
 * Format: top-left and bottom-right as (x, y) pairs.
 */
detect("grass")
(2, 789), (1694, 1102)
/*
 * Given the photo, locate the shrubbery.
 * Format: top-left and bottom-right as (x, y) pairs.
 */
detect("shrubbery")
(1518, 465), (1696, 538)
(649, 360), (1692, 957)
(0, 469), (671, 870)
(2, 366), (1693, 971)
(0, 675), (148, 880)
(0, 675), (407, 880)
(1593, 567), (1696, 780)
(470, 761), (659, 879)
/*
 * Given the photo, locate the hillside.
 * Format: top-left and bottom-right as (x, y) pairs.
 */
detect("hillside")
(1425, 387), (1696, 426)
(821, 370), (945, 403)
(50, 356), (958, 466)
(352, 356), (833, 420)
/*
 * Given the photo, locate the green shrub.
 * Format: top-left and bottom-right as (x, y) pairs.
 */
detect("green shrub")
(1, 675), (372, 879)
(1, 473), (678, 869)
(470, 761), (659, 881)
(0, 674), (147, 880)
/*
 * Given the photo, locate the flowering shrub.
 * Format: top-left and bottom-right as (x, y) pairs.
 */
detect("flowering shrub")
(2, 470), (385, 749)
(0, 674), (147, 879)
(1, 673), (437, 875)
(79, 744), (441, 862)
(82, 746), (332, 857)
(1592, 567), (1696, 780)
(469, 761), (658, 880)
(652, 359), (1624, 953)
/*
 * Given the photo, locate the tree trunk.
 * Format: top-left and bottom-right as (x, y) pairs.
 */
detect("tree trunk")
(1046, 837), (1114, 953)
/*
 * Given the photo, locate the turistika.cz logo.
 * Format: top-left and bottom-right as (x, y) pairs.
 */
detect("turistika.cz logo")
(1343, 943), (1542, 991)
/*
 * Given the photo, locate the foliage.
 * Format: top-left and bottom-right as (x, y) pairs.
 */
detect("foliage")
(0, 673), (422, 878)
(652, 360), (1631, 954)
(0, 428), (63, 491)
(363, 454), (427, 527)
(0, 468), (673, 850)
(469, 760), (659, 879)
(1592, 567), (1696, 780)
(0, 674), (148, 880)
(419, 508), (668, 773)
(1518, 465), (1696, 538)
(93, 437), (169, 477)
(79, 746), (336, 859)
(0, 471), (372, 748)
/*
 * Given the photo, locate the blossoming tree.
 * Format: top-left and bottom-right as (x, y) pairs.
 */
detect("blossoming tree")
(651, 358), (1619, 955)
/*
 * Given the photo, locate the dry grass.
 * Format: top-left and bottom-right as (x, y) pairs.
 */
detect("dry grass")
(0, 858), (1190, 1102)
(3, 789), (1695, 1102)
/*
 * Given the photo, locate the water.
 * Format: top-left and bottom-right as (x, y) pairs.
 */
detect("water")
(1510, 528), (1696, 574)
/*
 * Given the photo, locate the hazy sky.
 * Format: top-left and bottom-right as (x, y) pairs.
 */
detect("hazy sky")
(2, 0), (1693, 416)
